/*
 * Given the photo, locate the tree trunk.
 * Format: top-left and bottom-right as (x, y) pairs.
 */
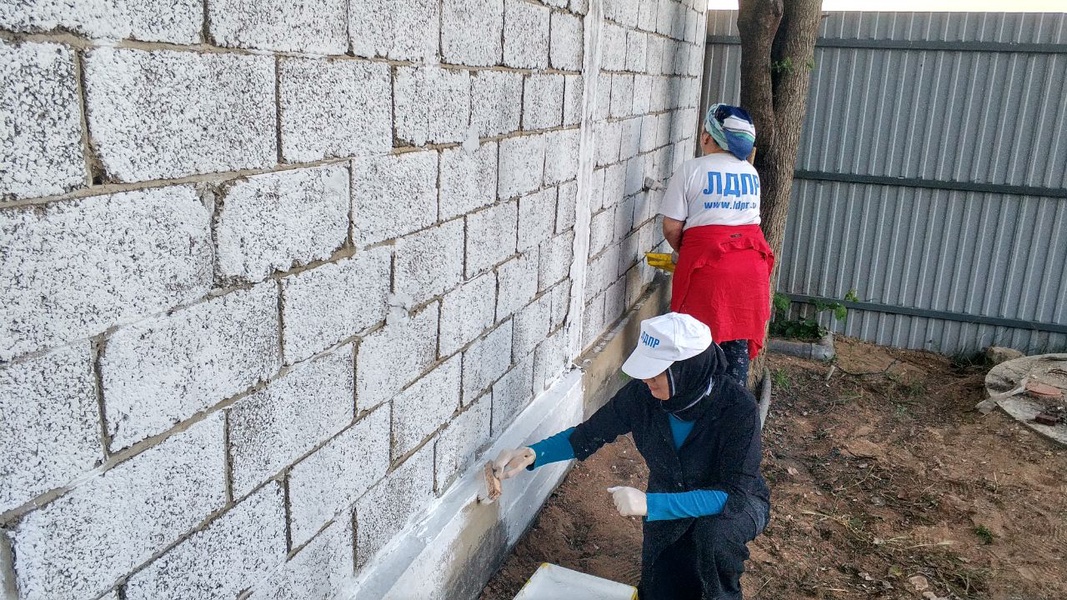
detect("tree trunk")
(736, 0), (823, 388)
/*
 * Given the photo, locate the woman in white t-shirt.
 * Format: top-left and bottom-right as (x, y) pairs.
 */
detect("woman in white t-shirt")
(658, 104), (775, 386)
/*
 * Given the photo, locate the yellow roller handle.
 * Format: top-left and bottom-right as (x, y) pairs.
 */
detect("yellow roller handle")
(644, 252), (676, 273)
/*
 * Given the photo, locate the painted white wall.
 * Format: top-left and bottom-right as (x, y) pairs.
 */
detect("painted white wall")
(0, 0), (705, 598)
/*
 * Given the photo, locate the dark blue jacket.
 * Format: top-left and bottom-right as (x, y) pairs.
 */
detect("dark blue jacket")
(568, 376), (769, 567)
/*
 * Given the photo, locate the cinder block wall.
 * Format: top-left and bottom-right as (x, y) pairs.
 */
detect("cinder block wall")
(0, 0), (705, 598)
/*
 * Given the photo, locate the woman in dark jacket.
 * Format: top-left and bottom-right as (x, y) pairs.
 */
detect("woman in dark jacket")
(494, 312), (770, 600)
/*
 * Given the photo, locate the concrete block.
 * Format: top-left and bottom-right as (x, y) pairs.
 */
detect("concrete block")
(125, 483), (286, 600)
(594, 120), (622, 167)
(434, 393), (490, 492)
(570, 0), (588, 14)
(11, 415), (226, 600)
(610, 73), (634, 118)
(490, 354), (533, 434)
(471, 70), (523, 137)
(603, 161), (626, 207)
(671, 42), (689, 75)
(280, 58), (391, 163)
(0, 344), (99, 513)
(1, 185), (212, 360)
(593, 70), (611, 123)
(639, 114), (658, 154)
(610, 0), (639, 26)
(657, 111), (673, 148)
(549, 11), (583, 72)
(600, 22), (626, 71)
(84, 48), (274, 182)
(393, 355), (461, 459)
(615, 187), (637, 239)
(216, 166), (348, 282)
(248, 519), (353, 600)
(466, 202), (517, 277)
(550, 280), (571, 331)
(356, 303), (439, 411)
(616, 230), (640, 279)
(1, 42), (84, 201)
(395, 66), (471, 146)
(518, 188), (558, 252)
(658, 43), (674, 77)
(544, 128), (580, 185)
(462, 321), (514, 403)
(229, 349), (354, 498)
(639, 185), (660, 225)
(439, 272), (497, 357)
(688, 40), (704, 76)
(624, 155), (647, 196)
(632, 189), (652, 231)
(497, 251), (539, 320)
(498, 134), (545, 200)
(604, 278), (626, 324)
(288, 406), (389, 548)
(523, 73), (565, 131)
(503, 0), (549, 69)
(209, 0), (346, 53)
(102, 284), (280, 451)
(656, 0), (675, 36)
(556, 181), (577, 234)
(440, 142), (497, 220)
(352, 151), (438, 246)
(543, 0), (568, 6)
(621, 117), (642, 159)
(585, 246), (620, 302)
(646, 37), (664, 79)
(633, 75), (653, 115)
(589, 207), (615, 257)
(355, 443), (434, 566)
(0, 0), (201, 43)
(626, 30), (648, 72)
(638, 0), (658, 31)
(350, 0), (439, 62)
(539, 230), (574, 290)
(563, 74), (584, 126)
(648, 76), (666, 111)
(533, 327), (567, 392)
(588, 167), (606, 213)
(581, 294), (605, 351)
(281, 246), (391, 364)
(395, 219), (465, 306)
(442, 0), (503, 66)
(513, 294), (551, 361)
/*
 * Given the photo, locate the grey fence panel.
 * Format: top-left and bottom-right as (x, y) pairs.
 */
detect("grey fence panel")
(704, 11), (1067, 355)
(800, 47), (1067, 190)
(700, 43), (743, 109)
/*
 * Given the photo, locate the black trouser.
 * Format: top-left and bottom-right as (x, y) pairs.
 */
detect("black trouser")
(719, 340), (749, 387)
(638, 495), (769, 600)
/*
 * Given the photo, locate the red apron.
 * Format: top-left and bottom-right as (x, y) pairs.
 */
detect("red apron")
(670, 224), (775, 359)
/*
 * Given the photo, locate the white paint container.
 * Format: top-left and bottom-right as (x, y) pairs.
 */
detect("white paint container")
(514, 563), (637, 600)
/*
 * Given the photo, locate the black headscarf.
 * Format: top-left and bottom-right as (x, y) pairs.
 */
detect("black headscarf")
(660, 343), (727, 421)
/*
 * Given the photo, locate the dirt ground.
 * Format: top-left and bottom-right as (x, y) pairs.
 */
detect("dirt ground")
(480, 338), (1067, 600)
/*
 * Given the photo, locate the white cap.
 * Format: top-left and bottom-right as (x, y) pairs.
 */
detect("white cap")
(621, 312), (713, 379)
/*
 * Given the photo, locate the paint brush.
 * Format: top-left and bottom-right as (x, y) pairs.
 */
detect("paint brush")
(478, 461), (502, 504)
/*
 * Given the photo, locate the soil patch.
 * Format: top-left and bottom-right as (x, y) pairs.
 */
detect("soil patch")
(480, 338), (1067, 599)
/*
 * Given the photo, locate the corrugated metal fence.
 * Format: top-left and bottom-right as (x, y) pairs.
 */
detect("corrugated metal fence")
(703, 11), (1067, 355)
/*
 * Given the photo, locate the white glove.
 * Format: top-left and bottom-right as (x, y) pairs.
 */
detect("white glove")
(493, 447), (536, 481)
(607, 486), (647, 517)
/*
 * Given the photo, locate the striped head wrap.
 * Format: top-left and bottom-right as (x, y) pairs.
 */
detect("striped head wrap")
(704, 103), (756, 161)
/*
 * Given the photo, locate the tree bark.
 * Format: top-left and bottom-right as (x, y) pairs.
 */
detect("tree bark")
(736, 0), (822, 388)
